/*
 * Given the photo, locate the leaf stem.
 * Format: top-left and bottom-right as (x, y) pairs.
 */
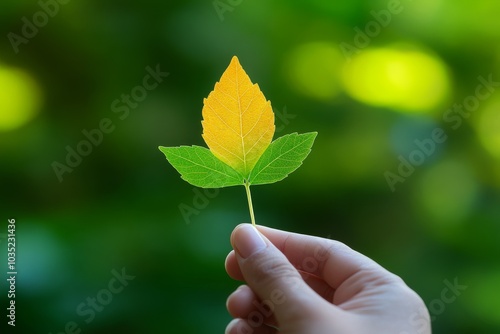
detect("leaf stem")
(244, 181), (256, 226)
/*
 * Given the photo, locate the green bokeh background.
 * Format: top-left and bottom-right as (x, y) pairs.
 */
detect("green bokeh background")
(1, 0), (499, 333)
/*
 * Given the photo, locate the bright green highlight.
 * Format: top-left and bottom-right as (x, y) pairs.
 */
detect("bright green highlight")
(0, 65), (41, 131)
(342, 47), (450, 112)
(476, 96), (500, 159)
(286, 42), (343, 101)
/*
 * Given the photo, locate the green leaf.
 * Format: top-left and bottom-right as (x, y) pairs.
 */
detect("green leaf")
(159, 145), (244, 188)
(248, 132), (317, 185)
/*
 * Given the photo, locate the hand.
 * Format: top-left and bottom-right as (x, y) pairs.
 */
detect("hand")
(225, 224), (431, 334)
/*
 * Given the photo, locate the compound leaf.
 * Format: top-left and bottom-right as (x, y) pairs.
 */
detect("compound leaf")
(158, 56), (317, 225)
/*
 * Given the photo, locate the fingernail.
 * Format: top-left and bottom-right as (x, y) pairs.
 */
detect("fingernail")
(233, 224), (267, 258)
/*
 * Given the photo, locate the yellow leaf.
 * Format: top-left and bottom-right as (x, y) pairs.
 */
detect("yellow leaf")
(202, 56), (275, 178)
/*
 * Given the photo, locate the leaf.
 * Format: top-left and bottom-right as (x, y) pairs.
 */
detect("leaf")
(248, 132), (317, 185)
(159, 145), (244, 188)
(158, 56), (318, 226)
(201, 56), (275, 178)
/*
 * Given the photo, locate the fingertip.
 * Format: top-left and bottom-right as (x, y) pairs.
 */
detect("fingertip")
(230, 223), (254, 248)
(225, 250), (235, 270)
(226, 285), (254, 318)
(232, 224), (268, 259)
(226, 318), (276, 334)
(225, 318), (240, 334)
(225, 250), (245, 280)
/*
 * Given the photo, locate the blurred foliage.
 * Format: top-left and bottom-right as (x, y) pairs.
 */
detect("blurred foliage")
(1, 0), (499, 333)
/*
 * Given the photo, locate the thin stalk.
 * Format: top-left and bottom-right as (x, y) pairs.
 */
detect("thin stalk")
(244, 181), (256, 225)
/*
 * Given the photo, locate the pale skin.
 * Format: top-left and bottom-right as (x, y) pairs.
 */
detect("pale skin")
(225, 224), (431, 334)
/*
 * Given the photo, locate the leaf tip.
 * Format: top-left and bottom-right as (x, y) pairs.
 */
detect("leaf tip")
(230, 55), (240, 64)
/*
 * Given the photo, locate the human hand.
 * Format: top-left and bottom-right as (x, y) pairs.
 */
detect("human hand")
(225, 224), (431, 334)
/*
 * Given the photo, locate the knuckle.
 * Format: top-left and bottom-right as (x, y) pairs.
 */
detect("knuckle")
(248, 254), (299, 287)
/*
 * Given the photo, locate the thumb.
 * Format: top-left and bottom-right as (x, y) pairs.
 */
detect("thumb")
(230, 224), (326, 325)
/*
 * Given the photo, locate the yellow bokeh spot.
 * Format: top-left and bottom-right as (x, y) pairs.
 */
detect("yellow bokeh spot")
(342, 47), (450, 112)
(285, 42), (343, 100)
(476, 96), (500, 159)
(0, 65), (41, 131)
